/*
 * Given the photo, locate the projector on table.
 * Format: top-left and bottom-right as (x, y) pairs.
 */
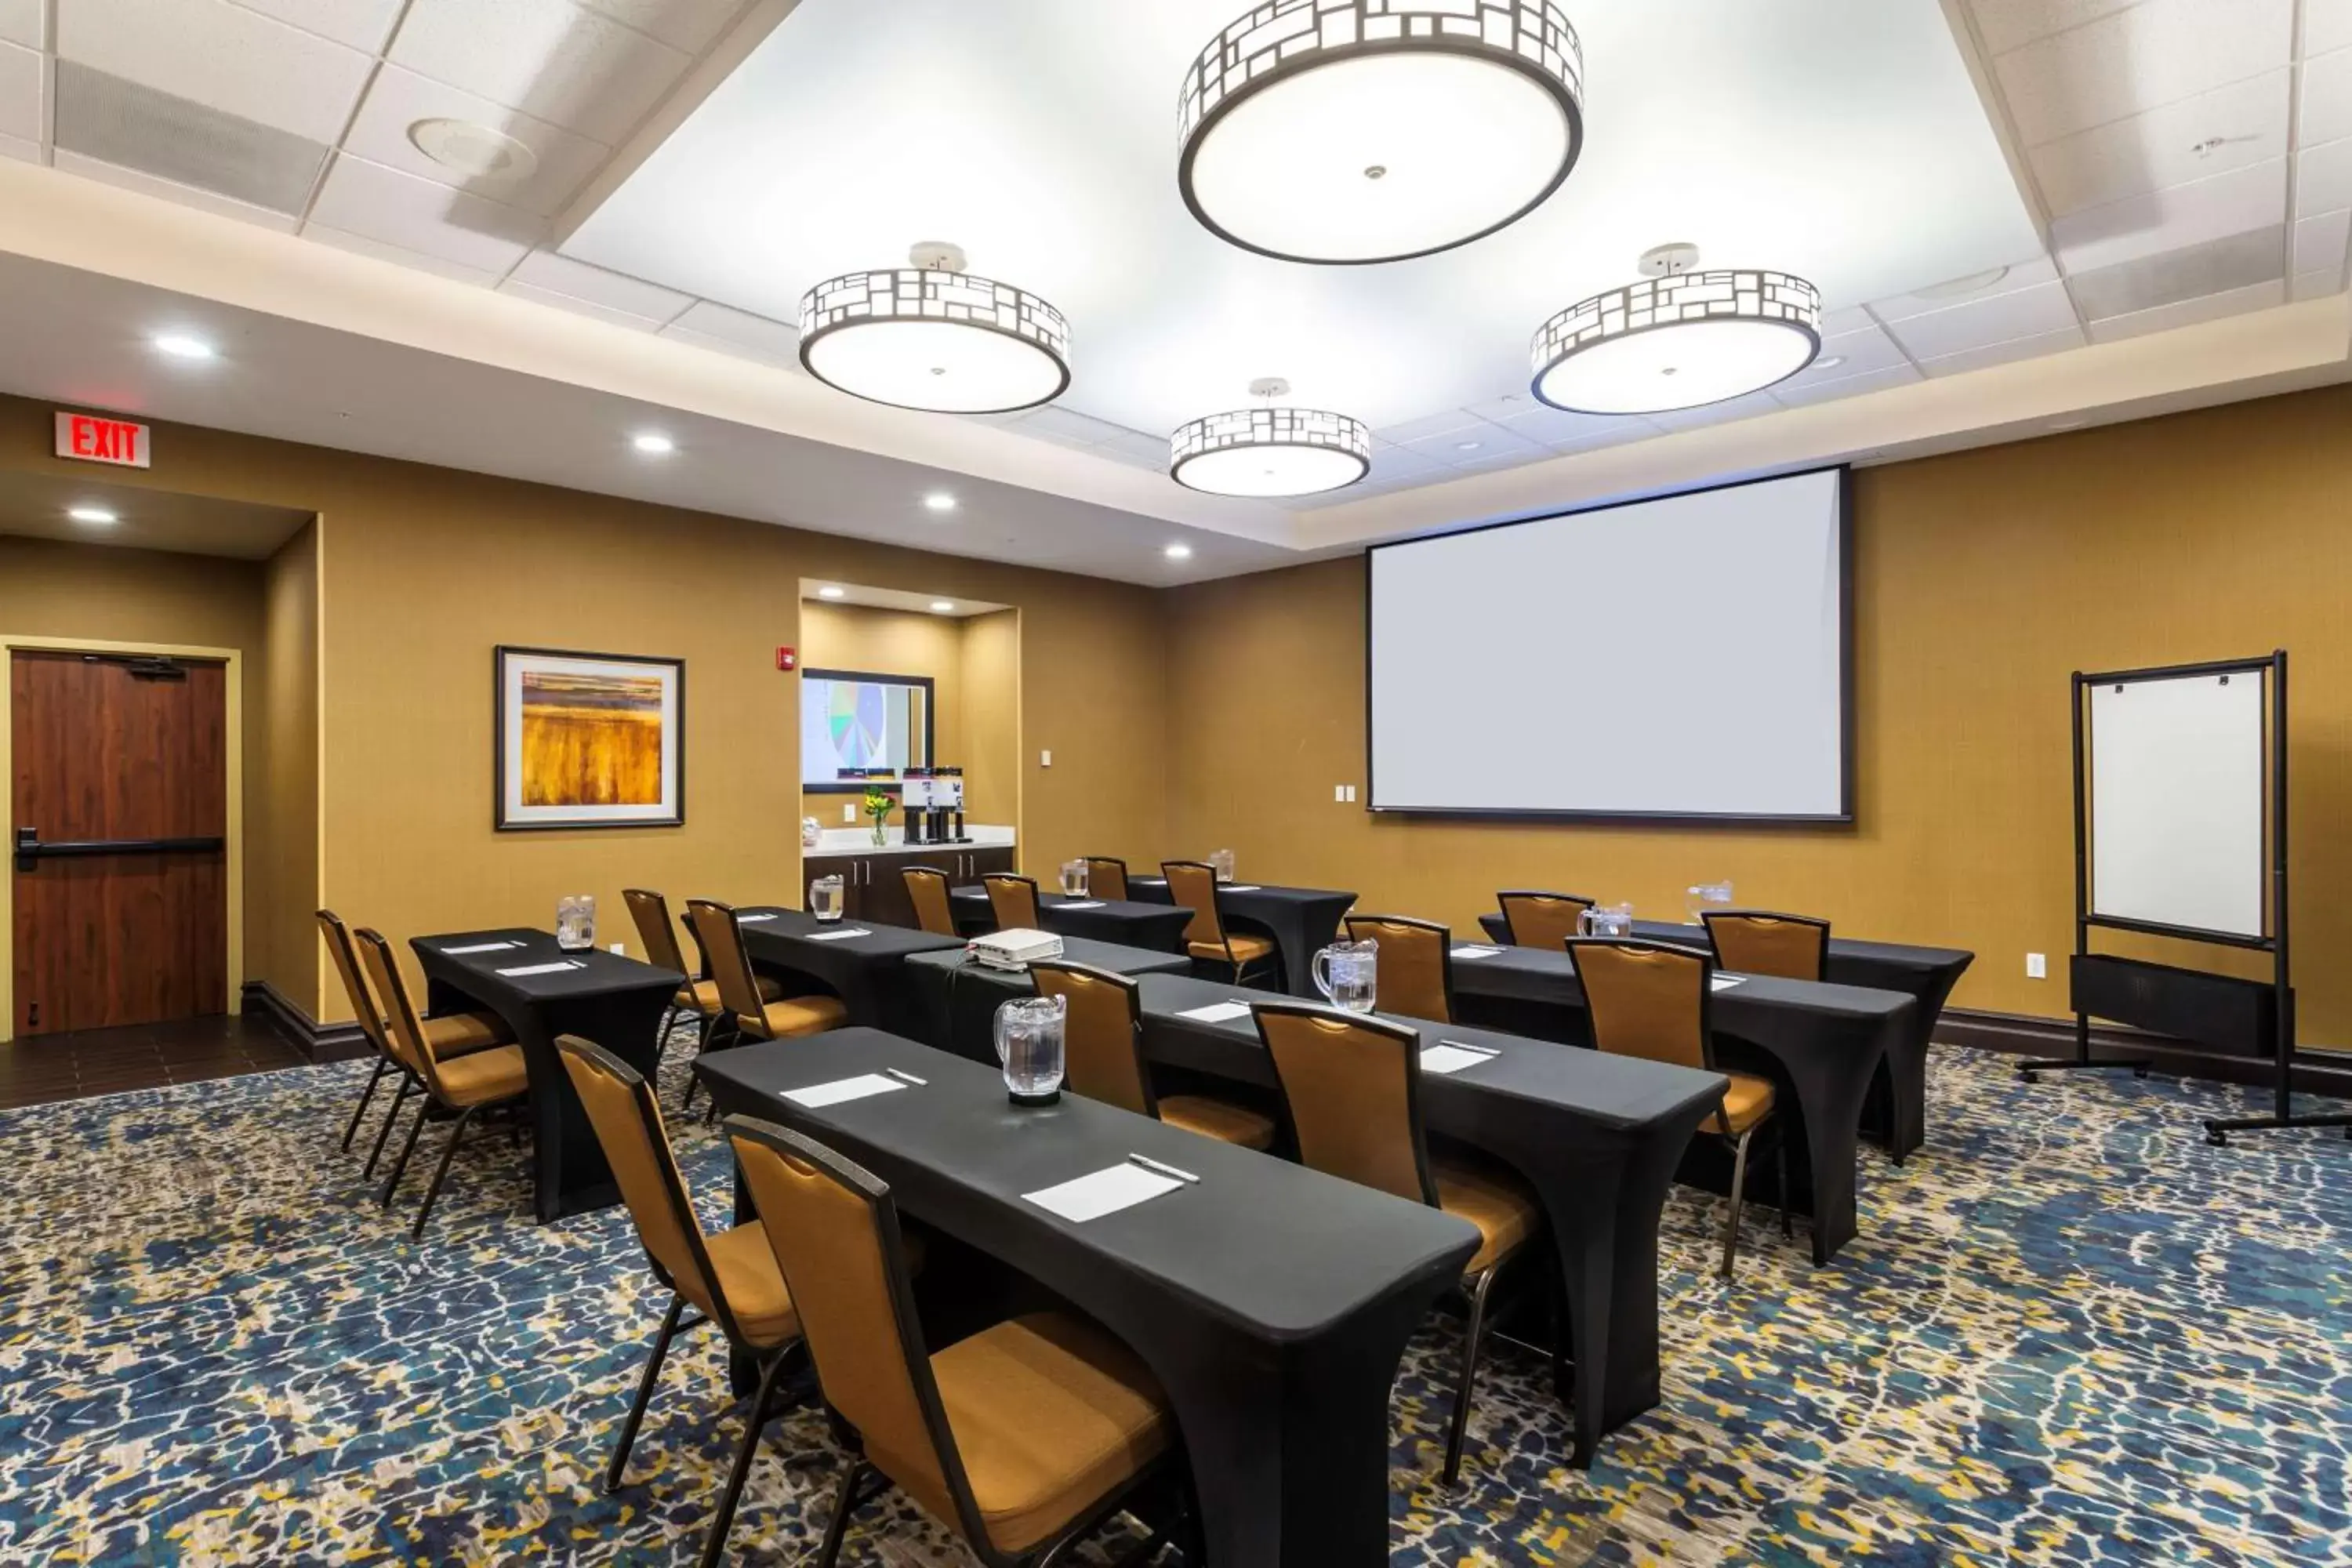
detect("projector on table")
(967, 928), (1064, 971)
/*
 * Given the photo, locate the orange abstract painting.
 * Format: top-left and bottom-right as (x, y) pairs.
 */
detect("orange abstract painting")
(519, 670), (665, 807)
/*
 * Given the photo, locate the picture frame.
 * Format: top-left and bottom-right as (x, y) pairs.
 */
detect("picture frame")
(494, 645), (685, 831)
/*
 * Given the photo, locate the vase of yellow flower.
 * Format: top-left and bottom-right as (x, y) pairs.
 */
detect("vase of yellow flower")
(863, 783), (895, 847)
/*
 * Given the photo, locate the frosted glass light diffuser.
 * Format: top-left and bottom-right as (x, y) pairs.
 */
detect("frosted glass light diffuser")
(1533, 269), (1822, 414)
(799, 267), (1070, 413)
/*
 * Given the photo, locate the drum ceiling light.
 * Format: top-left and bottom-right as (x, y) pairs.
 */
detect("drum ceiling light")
(1531, 245), (1822, 415)
(797, 242), (1070, 414)
(1178, 0), (1585, 265)
(1171, 379), (1370, 498)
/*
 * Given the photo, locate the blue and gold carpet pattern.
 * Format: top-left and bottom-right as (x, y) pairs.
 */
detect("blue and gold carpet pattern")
(3, 1044), (2349, 1566)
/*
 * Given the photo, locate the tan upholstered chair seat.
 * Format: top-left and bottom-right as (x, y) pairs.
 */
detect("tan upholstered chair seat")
(696, 1222), (803, 1346)
(1719, 1071), (1776, 1136)
(1189, 932), (1275, 965)
(1157, 1094), (1276, 1151)
(431, 1044), (531, 1107)
(874, 1312), (1171, 1555)
(1432, 1158), (1541, 1275)
(679, 974), (783, 1014)
(753, 994), (849, 1038)
(420, 1010), (510, 1057)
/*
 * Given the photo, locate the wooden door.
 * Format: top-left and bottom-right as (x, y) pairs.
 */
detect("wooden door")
(11, 651), (229, 1036)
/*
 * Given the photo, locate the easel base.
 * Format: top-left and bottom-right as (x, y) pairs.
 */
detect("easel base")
(2201, 1112), (2352, 1146)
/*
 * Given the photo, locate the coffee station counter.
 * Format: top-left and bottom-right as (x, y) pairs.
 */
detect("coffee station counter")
(802, 826), (1016, 927)
(806, 824), (1015, 856)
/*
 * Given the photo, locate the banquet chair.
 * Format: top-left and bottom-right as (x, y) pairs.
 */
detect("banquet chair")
(725, 1116), (1182, 1568)
(984, 873), (1044, 931)
(316, 909), (508, 1177)
(1251, 1000), (1541, 1486)
(557, 1038), (811, 1568)
(1162, 860), (1276, 988)
(1081, 857), (1131, 902)
(1031, 960), (1276, 1150)
(904, 866), (960, 937)
(1495, 891), (1597, 951)
(352, 927), (529, 1240)
(684, 900), (849, 1055)
(1341, 913), (1454, 1022)
(625, 887), (781, 1073)
(1567, 938), (1790, 1277)
(1701, 910), (1832, 982)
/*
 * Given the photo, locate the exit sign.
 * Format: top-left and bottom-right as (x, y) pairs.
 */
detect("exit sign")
(55, 412), (151, 469)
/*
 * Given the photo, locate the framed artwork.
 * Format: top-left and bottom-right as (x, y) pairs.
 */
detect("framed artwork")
(495, 646), (684, 831)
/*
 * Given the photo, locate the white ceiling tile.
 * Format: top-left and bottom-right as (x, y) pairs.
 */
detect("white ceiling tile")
(2293, 208), (2351, 274)
(60, 0), (373, 143)
(0, 130), (42, 162)
(1817, 307), (1877, 337)
(2303, 49), (2352, 147)
(2308, 0), (2352, 56)
(576, 0), (746, 55)
(2298, 136), (2352, 212)
(2291, 267), (2344, 299)
(1779, 325), (1911, 387)
(1969, 0), (2141, 57)
(1769, 363), (1922, 408)
(2050, 158), (2286, 273)
(1367, 445), (1446, 481)
(1373, 409), (1492, 445)
(342, 67), (613, 220)
(0, 0), (40, 49)
(307, 153), (543, 273)
(658, 299), (798, 362)
(1645, 390), (1788, 433)
(1402, 422), (1544, 466)
(1491, 403), (1644, 447)
(1011, 405), (1128, 446)
(52, 147), (304, 230)
(389, 0), (691, 144)
(1444, 446), (1552, 477)
(1993, 0), (2292, 147)
(1870, 254), (2062, 321)
(2027, 71), (2288, 216)
(1091, 430), (1171, 467)
(1882, 279), (2082, 358)
(233, 0), (405, 53)
(2085, 277), (2285, 339)
(1459, 390), (1548, 425)
(0, 39), (38, 143)
(1546, 421), (1663, 452)
(506, 249), (691, 323)
(303, 221), (504, 285)
(1916, 324), (2088, 375)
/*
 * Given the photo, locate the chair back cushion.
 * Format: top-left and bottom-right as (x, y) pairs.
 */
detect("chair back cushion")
(316, 909), (391, 1058)
(1031, 962), (1152, 1116)
(904, 867), (957, 936)
(1342, 914), (1450, 1023)
(1253, 1004), (1433, 1206)
(1570, 939), (1710, 1072)
(623, 888), (690, 976)
(685, 900), (767, 1023)
(1703, 911), (1830, 982)
(1083, 857), (1131, 902)
(351, 927), (431, 1080)
(983, 874), (1041, 931)
(1497, 891), (1595, 951)
(1160, 861), (1226, 949)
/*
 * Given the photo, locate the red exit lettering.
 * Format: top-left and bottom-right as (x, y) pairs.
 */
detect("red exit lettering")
(53, 412), (151, 469)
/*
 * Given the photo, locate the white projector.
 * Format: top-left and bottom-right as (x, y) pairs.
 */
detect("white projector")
(968, 928), (1064, 971)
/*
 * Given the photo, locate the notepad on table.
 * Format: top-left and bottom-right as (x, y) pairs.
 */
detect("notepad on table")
(496, 960), (582, 978)
(1421, 1040), (1499, 1075)
(1055, 900), (1105, 910)
(440, 940), (520, 955)
(1711, 975), (1747, 991)
(1024, 1163), (1183, 1222)
(783, 1073), (907, 1109)
(1178, 1000), (1254, 1025)
(1450, 946), (1503, 960)
(1217, 884), (1262, 893)
(804, 927), (872, 942)
(736, 912), (778, 923)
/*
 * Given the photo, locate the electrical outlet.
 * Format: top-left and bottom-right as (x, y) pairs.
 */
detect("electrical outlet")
(2026, 953), (2046, 979)
(843, 802), (855, 822)
(1345, 784), (1358, 803)
(610, 942), (626, 956)
(1334, 784), (1347, 802)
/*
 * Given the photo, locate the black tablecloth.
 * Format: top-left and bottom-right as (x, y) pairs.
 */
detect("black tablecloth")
(412, 927), (682, 1222)
(1132, 973), (1721, 1469)
(1476, 915), (1973, 1161)
(947, 886), (1196, 953)
(1445, 945), (1913, 1264)
(902, 938), (1193, 1062)
(733, 906), (963, 1035)
(698, 1030), (1478, 1568)
(1127, 877), (1357, 996)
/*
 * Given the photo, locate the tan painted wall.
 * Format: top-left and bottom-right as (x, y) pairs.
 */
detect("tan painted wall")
(1167, 387), (2352, 1042)
(256, 522), (321, 1014)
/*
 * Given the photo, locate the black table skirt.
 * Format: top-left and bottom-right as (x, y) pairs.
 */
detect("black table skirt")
(699, 1031), (1478, 1568)
(946, 886), (1195, 953)
(1126, 877), (1357, 997)
(733, 907), (964, 1036)
(1132, 973), (1721, 1469)
(1476, 915), (1973, 1162)
(412, 928), (681, 1223)
(902, 938), (1193, 1062)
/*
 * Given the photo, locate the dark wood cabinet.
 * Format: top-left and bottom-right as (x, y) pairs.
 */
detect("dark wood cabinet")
(804, 844), (1017, 926)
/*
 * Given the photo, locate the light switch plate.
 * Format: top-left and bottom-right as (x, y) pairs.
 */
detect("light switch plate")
(2026, 953), (2046, 979)
(1334, 784), (1347, 802)
(1345, 784), (1358, 802)
(843, 802), (855, 822)
(1041, 749), (1053, 767)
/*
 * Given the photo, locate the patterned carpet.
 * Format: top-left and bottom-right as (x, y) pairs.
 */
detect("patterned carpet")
(3, 1041), (2350, 1567)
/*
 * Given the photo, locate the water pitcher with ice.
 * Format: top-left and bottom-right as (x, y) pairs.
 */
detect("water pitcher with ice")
(995, 994), (1067, 1105)
(809, 874), (846, 923)
(555, 895), (597, 953)
(1312, 938), (1379, 1014)
(1059, 859), (1089, 898)
(1578, 902), (1635, 939)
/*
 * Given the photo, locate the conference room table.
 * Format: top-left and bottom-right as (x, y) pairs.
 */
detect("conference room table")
(410, 927), (682, 1222)
(1444, 944), (1915, 1264)
(946, 885), (1195, 952)
(1476, 915), (1973, 1161)
(902, 936), (1192, 1060)
(1125, 875), (1357, 997)
(731, 906), (964, 1035)
(1131, 971), (1724, 1470)
(698, 1029), (1479, 1568)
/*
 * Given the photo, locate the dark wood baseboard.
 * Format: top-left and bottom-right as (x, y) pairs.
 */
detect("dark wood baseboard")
(241, 981), (370, 1064)
(1935, 1006), (2352, 1095)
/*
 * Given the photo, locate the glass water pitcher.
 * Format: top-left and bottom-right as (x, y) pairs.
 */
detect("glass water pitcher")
(1686, 881), (1734, 925)
(1312, 938), (1379, 1014)
(1210, 848), (1237, 883)
(1578, 902), (1635, 939)
(996, 993), (1067, 1105)
(555, 894), (597, 953)
(809, 874), (846, 923)
(1059, 859), (1089, 898)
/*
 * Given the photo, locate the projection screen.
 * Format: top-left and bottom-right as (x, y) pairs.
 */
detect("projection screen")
(1367, 467), (1850, 820)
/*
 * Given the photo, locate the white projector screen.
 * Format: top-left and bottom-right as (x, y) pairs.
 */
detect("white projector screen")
(1368, 468), (1849, 819)
(2089, 670), (2267, 938)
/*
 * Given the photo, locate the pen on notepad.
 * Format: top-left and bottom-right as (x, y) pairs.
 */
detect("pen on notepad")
(885, 1068), (927, 1086)
(1127, 1152), (1200, 1185)
(1436, 1040), (1499, 1056)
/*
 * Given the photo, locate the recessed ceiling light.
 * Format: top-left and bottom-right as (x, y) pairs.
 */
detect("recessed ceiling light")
(152, 333), (214, 360)
(408, 118), (539, 180)
(923, 491), (957, 513)
(1164, 543), (1194, 560)
(67, 506), (118, 525)
(631, 432), (676, 456)
(1454, 440), (1483, 452)
(817, 586), (847, 600)
(1812, 355), (1847, 373)
(1532, 245), (1821, 415)
(1911, 266), (2009, 303)
(929, 600), (956, 613)
(800, 242), (1069, 414)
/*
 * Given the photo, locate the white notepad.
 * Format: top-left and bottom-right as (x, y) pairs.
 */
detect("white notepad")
(1711, 975), (1747, 991)
(736, 912), (778, 923)
(1024, 1163), (1182, 1222)
(1450, 946), (1503, 960)
(497, 960), (581, 978)
(1178, 1000), (1254, 1024)
(1056, 900), (1105, 910)
(804, 928), (872, 942)
(783, 1073), (907, 1109)
(1218, 884), (1262, 893)
(1421, 1041), (1499, 1075)
(440, 941), (519, 955)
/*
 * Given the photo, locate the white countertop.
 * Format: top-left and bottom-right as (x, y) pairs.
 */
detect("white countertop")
(806, 823), (1014, 855)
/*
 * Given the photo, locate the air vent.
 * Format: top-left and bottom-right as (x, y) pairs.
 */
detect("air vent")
(2068, 227), (2286, 321)
(53, 61), (330, 216)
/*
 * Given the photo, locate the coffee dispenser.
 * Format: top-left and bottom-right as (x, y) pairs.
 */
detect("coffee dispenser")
(931, 767), (967, 844)
(902, 768), (938, 845)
